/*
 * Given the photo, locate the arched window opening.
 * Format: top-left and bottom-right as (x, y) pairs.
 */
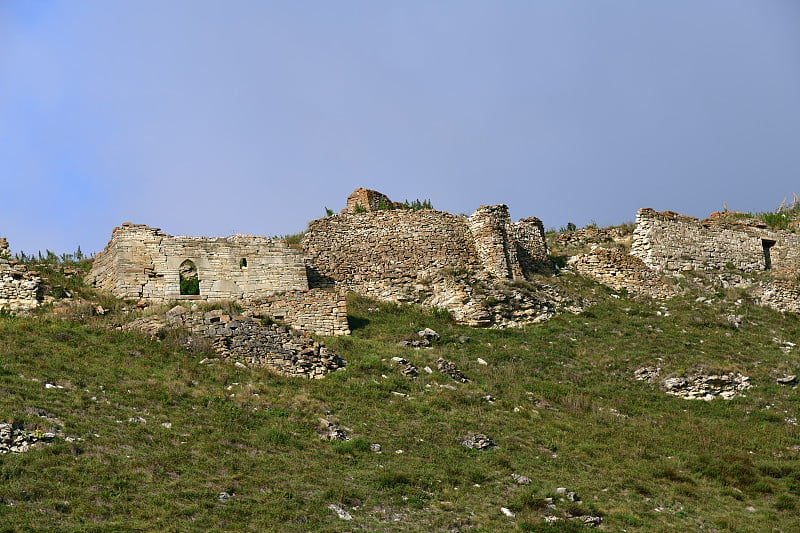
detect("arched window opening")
(179, 259), (200, 295)
(240, 258), (248, 268)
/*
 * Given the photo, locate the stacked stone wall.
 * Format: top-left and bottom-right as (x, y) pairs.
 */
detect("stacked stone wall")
(0, 238), (41, 312)
(128, 306), (345, 378)
(511, 217), (551, 274)
(570, 248), (678, 299)
(632, 208), (800, 272)
(345, 188), (394, 213)
(87, 223), (309, 302)
(303, 209), (486, 299)
(251, 289), (350, 336)
(467, 205), (523, 279)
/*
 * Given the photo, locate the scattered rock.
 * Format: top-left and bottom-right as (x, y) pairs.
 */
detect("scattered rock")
(477, 357), (488, 365)
(328, 503), (353, 520)
(390, 357), (419, 378)
(634, 366), (660, 383)
(128, 416), (146, 424)
(511, 473), (531, 485)
(218, 491), (232, 502)
(663, 372), (751, 400)
(418, 328), (440, 342)
(777, 375), (798, 386)
(317, 418), (350, 441)
(461, 433), (495, 450)
(437, 358), (469, 383)
(0, 423), (57, 454)
(501, 507), (515, 517)
(370, 443), (382, 452)
(458, 335), (471, 343)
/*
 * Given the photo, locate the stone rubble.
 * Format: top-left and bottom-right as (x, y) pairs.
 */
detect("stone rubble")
(0, 423), (56, 454)
(460, 433), (495, 450)
(663, 372), (752, 400)
(390, 357), (419, 378)
(437, 358), (469, 383)
(127, 306), (345, 379)
(317, 419), (350, 441)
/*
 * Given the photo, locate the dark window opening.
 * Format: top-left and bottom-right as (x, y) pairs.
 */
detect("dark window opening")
(762, 239), (776, 270)
(179, 259), (200, 295)
(240, 258), (247, 268)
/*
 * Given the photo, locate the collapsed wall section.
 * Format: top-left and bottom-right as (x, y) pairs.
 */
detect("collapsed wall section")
(0, 238), (41, 312)
(632, 208), (800, 272)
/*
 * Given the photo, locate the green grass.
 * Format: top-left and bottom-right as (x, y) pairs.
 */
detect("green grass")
(2, 280), (800, 530)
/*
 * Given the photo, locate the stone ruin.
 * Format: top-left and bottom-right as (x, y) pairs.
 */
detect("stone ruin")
(86, 223), (349, 336)
(631, 208), (800, 273)
(0, 237), (41, 312)
(572, 208), (800, 312)
(302, 188), (556, 326)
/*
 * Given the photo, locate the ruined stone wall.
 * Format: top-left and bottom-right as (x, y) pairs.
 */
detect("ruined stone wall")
(0, 238), (41, 312)
(631, 208), (800, 273)
(304, 202), (549, 300)
(251, 289), (350, 336)
(511, 217), (550, 274)
(303, 209), (484, 299)
(570, 248), (678, 299)
(127, 306), (345, 378)
(467, 205), (524, 279)
(87, 223), (309, 301)
(345, 188), (394, 213)
(750, 280), (800, 314)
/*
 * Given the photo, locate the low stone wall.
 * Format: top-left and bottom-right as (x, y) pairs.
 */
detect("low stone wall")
(632, 208), (800, 272)
(128, 306), (346, 378)
(570, 248), (678, 299)
(0, 239), (41, 312)
(250, 289), (350, 336)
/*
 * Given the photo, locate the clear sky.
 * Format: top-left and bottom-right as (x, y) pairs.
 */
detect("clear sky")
(1, 1), (799, 256)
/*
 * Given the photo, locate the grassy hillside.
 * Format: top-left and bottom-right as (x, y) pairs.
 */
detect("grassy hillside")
(2, 263), (800, 531)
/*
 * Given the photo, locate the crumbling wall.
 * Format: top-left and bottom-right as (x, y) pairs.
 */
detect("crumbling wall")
(87, 223), (309, 301)
(0, 238), (41, 312)
(303, 209), (483, 299)
(87, 224), (349, 336)
(467, 205), (524, 279)
(251, 289), (350, 336)
(631, 208), (800, 272)
(345, 188), (395, 213)
(570, 248), (678, 299)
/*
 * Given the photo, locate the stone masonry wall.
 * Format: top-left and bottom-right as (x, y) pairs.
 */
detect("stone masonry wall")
(345, 187), (395, 213)
(303, 209), (484, 300)
(87, 223), (309, 301)
(304, 198), (549, 299)
(251, 289), (350, 336)
(87, 224), (348, 336)
(467, 205), (524, 279)
(0, 238), (41, 312)
(570, 248), (678, 299)
(632, 208), (800, 273)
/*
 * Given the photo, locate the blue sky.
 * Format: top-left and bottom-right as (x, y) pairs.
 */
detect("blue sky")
(1, 1), (799, 255)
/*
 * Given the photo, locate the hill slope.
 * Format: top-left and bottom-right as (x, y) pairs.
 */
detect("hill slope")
(2, 261), (800, 531)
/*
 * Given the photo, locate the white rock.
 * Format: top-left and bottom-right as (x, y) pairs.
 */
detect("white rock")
(501, 507), (515, 517)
